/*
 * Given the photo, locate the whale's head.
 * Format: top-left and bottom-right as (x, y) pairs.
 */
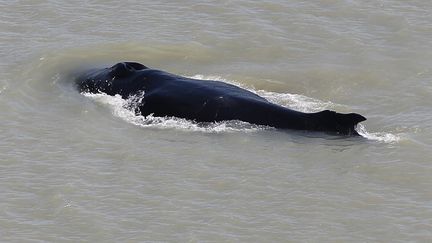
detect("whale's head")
(75, 62), (148, 95)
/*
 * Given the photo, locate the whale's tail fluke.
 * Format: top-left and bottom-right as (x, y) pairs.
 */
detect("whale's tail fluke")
(312, 110), (366, 136)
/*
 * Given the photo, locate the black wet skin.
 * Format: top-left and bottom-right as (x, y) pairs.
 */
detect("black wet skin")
(76, 62), (366, 135)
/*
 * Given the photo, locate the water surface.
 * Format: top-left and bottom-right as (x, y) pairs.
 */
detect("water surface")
(1, 0), (431, 242)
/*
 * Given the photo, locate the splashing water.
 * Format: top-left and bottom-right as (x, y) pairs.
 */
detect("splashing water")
(83, 92), (266, 133)
(83, 75), (399, 143)
(190, 75), (339, 112)
(356, 124), (401, 143)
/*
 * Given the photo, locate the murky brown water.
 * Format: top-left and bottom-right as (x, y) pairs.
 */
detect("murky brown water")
(1, 1), (432, 242)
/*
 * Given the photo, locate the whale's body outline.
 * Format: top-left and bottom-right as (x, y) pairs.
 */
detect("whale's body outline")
(75, 62), (366, 135)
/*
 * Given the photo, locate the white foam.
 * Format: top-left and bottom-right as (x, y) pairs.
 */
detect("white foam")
(256, 91), (337, 113)
(189, 75), (336, 112)
(83, 76), (399, 143)
(356, 124), (401, 143)
(83, 92), (265, 133)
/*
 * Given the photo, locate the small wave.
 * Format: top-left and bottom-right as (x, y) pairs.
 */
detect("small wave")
(256, 91), (338, 113)
(82, 75), (366, 135)
(83, 92), (265, 133)
(356, 124), (400, 143)
(189, 75), (337, 112)
(0, 85), (7, 95)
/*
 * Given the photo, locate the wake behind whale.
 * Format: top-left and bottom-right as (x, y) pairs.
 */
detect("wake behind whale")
(75, 62), (366, 136)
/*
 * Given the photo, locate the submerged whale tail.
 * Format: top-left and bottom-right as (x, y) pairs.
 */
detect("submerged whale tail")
(312, 110), (366, 135)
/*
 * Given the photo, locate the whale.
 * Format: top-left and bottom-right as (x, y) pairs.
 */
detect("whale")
(75, 62), (366, 135)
